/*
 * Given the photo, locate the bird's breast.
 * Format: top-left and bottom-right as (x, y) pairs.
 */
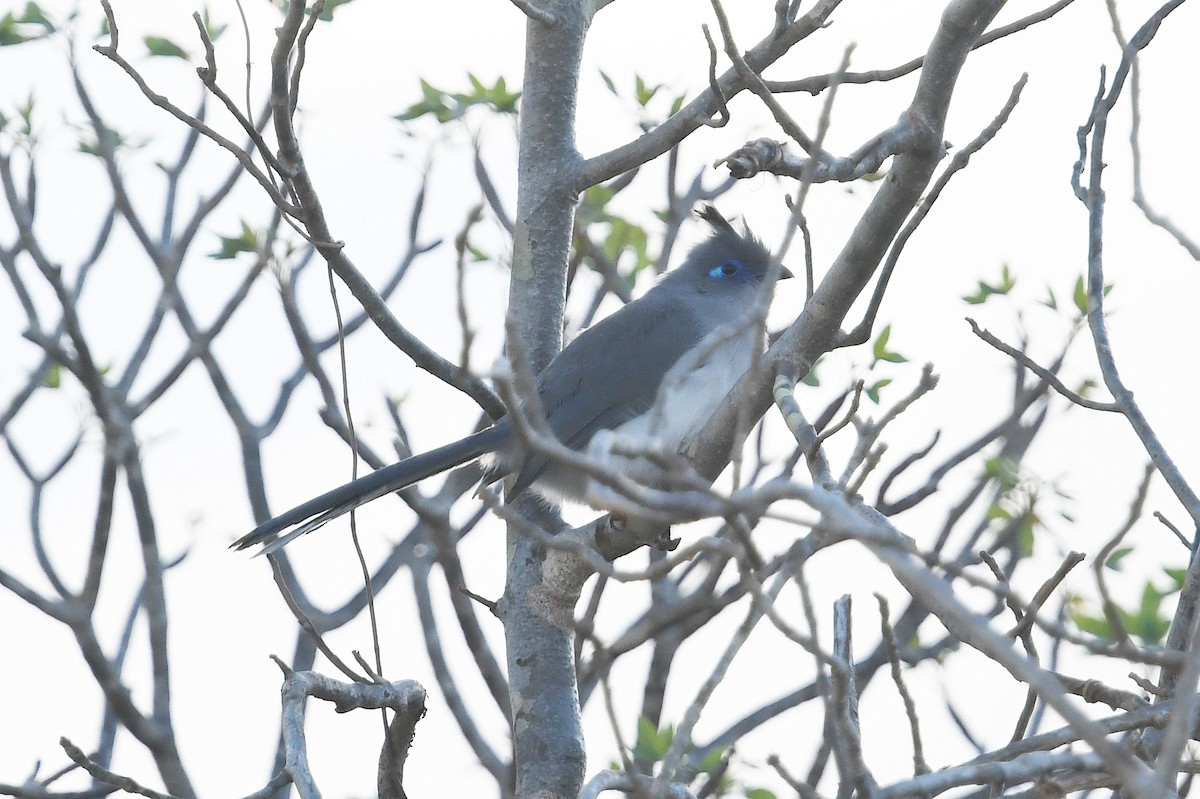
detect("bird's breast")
(608, 324), (762, 452)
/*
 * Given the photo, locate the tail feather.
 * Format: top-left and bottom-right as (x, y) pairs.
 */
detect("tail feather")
(233, 426), (508, 555)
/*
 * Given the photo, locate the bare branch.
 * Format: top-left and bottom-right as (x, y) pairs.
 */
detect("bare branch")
(764, 0), (1079, 95)
(93, 2), (298, 216)
(841, 74), (1028, 347)
(876, 594), (930, 776)
(279, 672), (426, 799)
(1106, 1), (1200, 261)
(967, 318), (1117, 412)
(1075, 0), (1199, 533)
(59, 740), (180, 799)
(577, 1), (842, 188)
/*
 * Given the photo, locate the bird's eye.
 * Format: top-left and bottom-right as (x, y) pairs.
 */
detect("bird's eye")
(709, 259), (744, 279)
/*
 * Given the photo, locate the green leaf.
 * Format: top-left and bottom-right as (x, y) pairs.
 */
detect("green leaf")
(601, 218), (652, 276)
(864, 378), (891, 404)
(0, 4), (54, 46)
(18, 2), (54, 30)
(1070, 275), (1111, 315)
(1076, 582), (1174, 647)
(634, 74), (661, 106)
(599, 70), (617, 96)
(43, 361), (61, 389)
(1016, 512), (1036, 557)
(1138, 583), (1163, 616)
(78, 124), (132, 157)
(395, 74), (519, 124)
(580, 184), (615, 217)
(1104, 546), (1133, 571)
(271, 0), (356, 20)
(962, 263), (1016, 304)
(669, 92), (686, 116)
(1126, 583), (1170, 645)
(1138, 616), (1171, 646)
(143, 35), (189, 59)
(200, 7), (227, 41)
(801, 360), (820, 387)
(1041, 286), (1058, 310)
(1072, 275), (1089, 315)
(396, 80), (457, 123)
(1072, 612), (1114, 640)
(983, 457), (1021, 491)
(317, 0), (356, 21)
(211, 221), (260, 260)
(746, 790), (778, 799)
(871, 324), (907, 365)
(1164, 568), (1187, 592)
(986, 503), (1012, 522)
(873, 325), (890, 353)
(16, 92), (35, 135)
(486, 76), (520, 114)
(697, 747), (726, 773)
(0, 16), (35, 46)
(632, 718), (673, 763)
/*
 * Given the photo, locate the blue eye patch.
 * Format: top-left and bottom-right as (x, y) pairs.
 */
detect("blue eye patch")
(708, 259), (745, 279)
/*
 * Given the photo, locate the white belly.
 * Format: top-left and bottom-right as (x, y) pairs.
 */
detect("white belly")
(609, 325), (760, 451)
(575, 324), (761, 508)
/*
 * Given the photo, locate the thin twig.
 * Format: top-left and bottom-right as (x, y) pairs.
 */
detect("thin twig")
(876, 594), (929, 776)
(840, 74), (1028, 347)
(59, 739), (181, 799)
(967, 318), (1117, 411)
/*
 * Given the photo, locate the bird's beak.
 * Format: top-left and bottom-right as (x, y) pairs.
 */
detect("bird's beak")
(779, 265), (794, 280)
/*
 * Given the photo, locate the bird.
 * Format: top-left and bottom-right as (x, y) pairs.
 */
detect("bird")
(233, 206), (790, 554)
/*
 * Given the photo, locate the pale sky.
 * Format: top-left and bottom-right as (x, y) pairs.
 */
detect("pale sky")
(2, 1), (1199, 797)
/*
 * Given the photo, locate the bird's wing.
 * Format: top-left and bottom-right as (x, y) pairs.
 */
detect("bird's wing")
(509, 293), (706, 496)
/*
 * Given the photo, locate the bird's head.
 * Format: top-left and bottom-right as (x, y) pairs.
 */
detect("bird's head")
(667, 205), (791, 296)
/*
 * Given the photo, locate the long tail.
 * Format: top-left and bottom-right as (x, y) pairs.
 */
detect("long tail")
(233, 426), (508, 555)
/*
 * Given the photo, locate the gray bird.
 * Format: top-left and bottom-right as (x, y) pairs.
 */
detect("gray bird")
(233, 206), (789, 554)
